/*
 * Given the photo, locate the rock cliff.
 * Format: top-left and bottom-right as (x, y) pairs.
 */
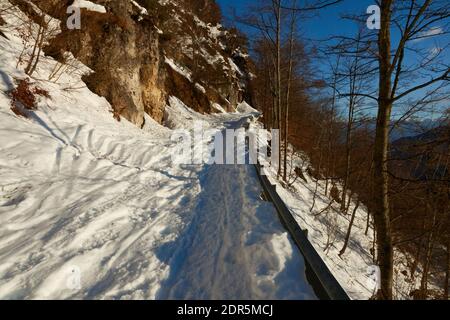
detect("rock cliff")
(21, 0), (253, 127)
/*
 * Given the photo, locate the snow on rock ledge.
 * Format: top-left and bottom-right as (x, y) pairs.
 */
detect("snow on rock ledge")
(236, 101), (260, 115)
(72, 0), (107, 13)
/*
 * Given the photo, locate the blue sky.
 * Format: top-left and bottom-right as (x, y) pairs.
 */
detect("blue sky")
(217, 0), (449, 65)
(217, 0), (449, 119)
(217, 0), (376, 40)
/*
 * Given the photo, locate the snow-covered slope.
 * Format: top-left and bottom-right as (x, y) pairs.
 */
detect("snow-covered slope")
(263, 160), (376, 300)
(0, 4), (317, 300)
(247, 119), (378, 300)
(256, 136), (422, 300)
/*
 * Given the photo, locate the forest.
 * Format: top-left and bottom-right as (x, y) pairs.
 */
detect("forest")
(236, 0), (449, 300)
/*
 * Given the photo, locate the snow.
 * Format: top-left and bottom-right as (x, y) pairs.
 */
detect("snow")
(72, 0), (107, 13)
(0, 0), (436, 301)
(0, 4), (318, 300)
(130, 0), (148, 21)
(164, 57), (192, 81)
(131, 0), (148, 16)
(228, 58), (244, 76)
(249, 131), (377, 300)
(236, 101), (260, 116)
(194, 83), (206, 94)
(193, 16), (223, 39)
(211, 103), (226, 114)
(273, 174), (376, 300)
(254, 135), (420, 300)
(163, 96), (206, 129)
(156, 164), (316, 299)
(208, 24), (223, 39)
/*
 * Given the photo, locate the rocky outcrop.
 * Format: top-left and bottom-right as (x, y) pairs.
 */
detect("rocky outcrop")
(165, 64), (211, 114)
(28, 0), (253, 127)
(40, 0), (165, 127)
(157, 0), (253, 114)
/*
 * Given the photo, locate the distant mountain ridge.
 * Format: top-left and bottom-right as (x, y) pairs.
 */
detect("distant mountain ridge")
(391, 124), (449, 181)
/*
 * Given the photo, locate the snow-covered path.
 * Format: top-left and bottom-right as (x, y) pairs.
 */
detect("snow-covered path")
(0, 8), (317, 298)
(0, 93), (318, 299)
(0, 105), (318, 299)
(0, 100), (315, 299)
(156, 112), (317, 299)
(157, 163), (316, 300)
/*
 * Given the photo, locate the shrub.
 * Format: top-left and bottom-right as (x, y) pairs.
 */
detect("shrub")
(9, 78), (50, 117)
(10, 78), (36, 111)
(33, 86), (50, 98)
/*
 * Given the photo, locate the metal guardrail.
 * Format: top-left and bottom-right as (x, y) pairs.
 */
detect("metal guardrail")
(254, 164), (350, 301)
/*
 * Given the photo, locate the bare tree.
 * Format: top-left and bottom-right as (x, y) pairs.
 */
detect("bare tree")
(7, 0), (60, 77)
(283, 0), (298, 181)
(373, 0), (449, 299)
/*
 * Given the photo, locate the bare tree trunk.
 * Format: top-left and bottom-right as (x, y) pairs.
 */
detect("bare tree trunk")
(344, 190), (354, 215)
(272, 95), (276, 129)
(410, 219), (427, 280)
(29, 23), (46, 76)
(325, 56), (340, 196)
(310, 175), (320, 213)
(25, 24), (43, 75)
(444, 241), (450, 300)
(339, 197), (360, 257)
(373, 0), (394, 300)
(310, 131), (325, 212)
(420, 205), (438, 299)
(341, 33), (362, 212)
(341, 116), (352, 212)
(365, 208), (371, 236)
(283, 1), (297, 182)
(274, 0), (282, 177)
(372, 226), (377, 264)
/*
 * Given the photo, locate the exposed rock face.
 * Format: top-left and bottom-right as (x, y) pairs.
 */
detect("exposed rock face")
(29, 0), (253, 127)
(165, 64), (211, 114)
(157, 0), (253, 114)
(40, 0), (165, 127)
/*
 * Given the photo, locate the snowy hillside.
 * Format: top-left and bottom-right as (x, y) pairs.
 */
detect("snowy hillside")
(0, 4), (317, 299)
(1, 0), (427, 301)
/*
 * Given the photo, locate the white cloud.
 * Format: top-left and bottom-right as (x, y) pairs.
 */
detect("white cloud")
(413, 27), (444, 42)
